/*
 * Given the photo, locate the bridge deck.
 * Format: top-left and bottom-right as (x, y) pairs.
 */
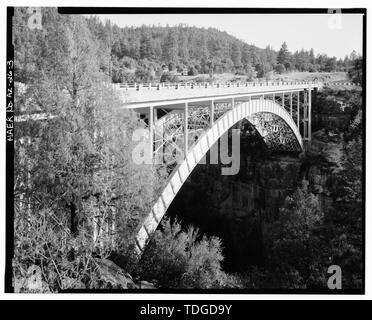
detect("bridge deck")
(115, 81), (322, 111)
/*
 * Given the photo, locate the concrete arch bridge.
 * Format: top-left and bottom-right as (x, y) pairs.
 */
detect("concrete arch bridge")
(115, 81), (322, 254)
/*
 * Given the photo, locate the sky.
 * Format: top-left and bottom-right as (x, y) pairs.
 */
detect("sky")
(90, 13), (363, 59)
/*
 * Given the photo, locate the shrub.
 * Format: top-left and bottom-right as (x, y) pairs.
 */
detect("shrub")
(265, 71), (275, 81)
(275, 64), (286, 74)
(160, 72), (179, 83)
(135, 66), (155, 82)
(13, 207), (114, 292)
(245, 65), (257, 81)
(112, 69), (136, 83)
(137, 218), (239, 289)
(187, 66), (198, 76)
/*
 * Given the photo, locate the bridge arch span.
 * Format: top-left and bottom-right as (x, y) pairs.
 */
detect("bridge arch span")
(135, 98), (303, 254)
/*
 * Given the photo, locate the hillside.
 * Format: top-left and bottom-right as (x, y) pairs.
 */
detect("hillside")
(86, 18), (356, 83)
(13, 8), (359, 85)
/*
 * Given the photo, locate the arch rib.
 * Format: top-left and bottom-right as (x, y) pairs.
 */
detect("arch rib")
(135, 98), (303, 255)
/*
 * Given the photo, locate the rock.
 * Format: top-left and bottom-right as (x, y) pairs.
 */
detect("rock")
(138, 280), (156, 289)
(14, 265), (50, 293)
(95, 258), (136, 289)
(125, 272), (133, 281)
(26, 265), (43, 291)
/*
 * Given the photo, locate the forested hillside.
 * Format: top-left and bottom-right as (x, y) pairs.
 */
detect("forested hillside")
(85, 16), (360, 82)
(14, 8), (361, 85)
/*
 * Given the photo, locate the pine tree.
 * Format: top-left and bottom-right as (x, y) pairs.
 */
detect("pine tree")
(178, 31), (189, 62)
(162, 29), (178, 64)
(241, 44), (252, 66)
(277, 42), (291, 70)
(140, 31), (153, 59)
(231, 42), (242, 68)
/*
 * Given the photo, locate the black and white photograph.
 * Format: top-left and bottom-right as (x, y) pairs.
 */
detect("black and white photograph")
(3, 4), (366, 297)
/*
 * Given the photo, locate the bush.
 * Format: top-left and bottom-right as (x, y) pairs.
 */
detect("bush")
(137, 218), (239, 289)
(265, 71), (275, 81)
(160, 72), (179, 83)
(187, 66), (198, 76)
(135, 66), (156, 82)
(245, 64), (257, 81)
(13, 207), (114, 292)
(275, 64), (286, 74)
(112, 69), (136, 83)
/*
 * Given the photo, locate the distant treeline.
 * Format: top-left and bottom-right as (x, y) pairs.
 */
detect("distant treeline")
(14, 8), (362, 84)
(85, 16), (362, 82)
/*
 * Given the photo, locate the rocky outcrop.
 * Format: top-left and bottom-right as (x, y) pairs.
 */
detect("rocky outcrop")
(95, 259), (156, 289)
(95, 258), (137, 289)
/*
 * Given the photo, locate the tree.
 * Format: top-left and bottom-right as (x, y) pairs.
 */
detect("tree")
(255, 61), (271, 78)
(264, 45), (277, 66)
(178, 31), (189, 62)
(138, 219), (238, 289)
(324, 56), (337, 72)
(231, 42), (242, 68)
(315, 54), (327, 71)
(265, 181), (324, 287)
(309, 48), (315, 65)
(241, 44), (252, 66)
(244, 64), (256, 81)
(139, 31), (153, 59)
(187, 66), (198, 76)
(162, 29), (178, 64)
(350, 50), (358, 61)
(348, 57), (363, 84)
(275, 63), (286, 74)
(277, 42), (291, 70)
(135, 66), (155, 82)
(14, 9), (162, 290)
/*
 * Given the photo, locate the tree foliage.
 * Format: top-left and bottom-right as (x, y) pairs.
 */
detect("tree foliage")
(138, 219), (241, 289)
(14, 8), (163, 291)
(14, 10), (361, 84)
(83, 18), (359, 81)
(348, 57), (363, 84)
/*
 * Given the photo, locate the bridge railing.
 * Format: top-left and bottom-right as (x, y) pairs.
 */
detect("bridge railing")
(323, 82), (361, 86)
(113, 80), (324, 91)
(113, 81), (361, 91)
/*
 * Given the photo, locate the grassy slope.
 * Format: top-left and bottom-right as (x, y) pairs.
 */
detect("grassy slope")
(178, 72), (349, 83)
(270, 71), (348, 82)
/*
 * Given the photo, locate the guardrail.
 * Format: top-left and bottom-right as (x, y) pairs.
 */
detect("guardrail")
(112, 81), (323, 91)
(112, 81), (361, 91)
(323, 82), (361, 86)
